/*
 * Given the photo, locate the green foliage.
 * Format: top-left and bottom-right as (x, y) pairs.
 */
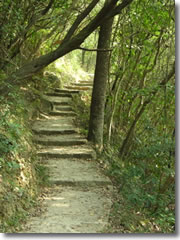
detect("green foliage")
(102, 143), (175, 233)
(0, 0), (175, 233)
(0, 135), (15, 155)
(71, 92), (91, 136)
(0, 82), (50, 232)
(105, 4), (175, 233)
(35, 163), (51, 186)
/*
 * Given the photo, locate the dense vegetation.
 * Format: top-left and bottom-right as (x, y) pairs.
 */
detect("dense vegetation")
(0, 0), (175, 233)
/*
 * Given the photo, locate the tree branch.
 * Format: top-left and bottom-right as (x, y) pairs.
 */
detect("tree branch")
(105, 0), (134, 19)
(77, 46), (113, 52)
(0, 0), (134, 97)
(62, 0), (100, 43)
(67, 0), (134, 48)
(41, 0), (55, 16)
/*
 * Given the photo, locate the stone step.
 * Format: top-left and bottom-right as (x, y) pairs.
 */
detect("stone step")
(37, 146), (96, 159)
(32, 119), (77, 135)
(55, 88), (80, 94)
(33, 134), (87, 146)
(33, 118), (75, 126)
(21, 185), (112, 233)
(33, 127), (77, 135)
(46, 92), (72, 98)
(45, 96), (72, 105)
(55, 106), (73, 111)
(49, 110), (77, 117)
(79, 80), (94, 84)
(72, 83), (93, 87)
(64, 85), (92, 91)
(45, 159), (112, 187)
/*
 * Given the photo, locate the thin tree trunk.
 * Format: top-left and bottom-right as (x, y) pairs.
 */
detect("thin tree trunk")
(108, 70), (124, 142)
(88, 1), (114, 151)
(119, 61), (175, 157)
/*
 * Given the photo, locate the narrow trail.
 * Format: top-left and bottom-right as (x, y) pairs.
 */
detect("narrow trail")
(20, 80), (113, 233)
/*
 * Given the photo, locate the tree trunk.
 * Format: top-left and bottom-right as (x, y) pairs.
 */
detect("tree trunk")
(81, 50), (86, 67)
(88, 2), (114, 151)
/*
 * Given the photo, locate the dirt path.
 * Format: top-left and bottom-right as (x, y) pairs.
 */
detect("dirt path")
(20, 81), (113, 233)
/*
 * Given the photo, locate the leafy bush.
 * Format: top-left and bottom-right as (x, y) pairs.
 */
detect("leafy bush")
(102, 141), (175, 233)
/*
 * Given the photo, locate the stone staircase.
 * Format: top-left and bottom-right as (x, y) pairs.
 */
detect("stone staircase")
(20, 80), (113, 233)
(64, 79), (93, 91)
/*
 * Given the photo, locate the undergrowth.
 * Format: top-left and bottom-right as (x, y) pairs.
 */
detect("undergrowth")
(71, 85), (175, 233)
(0, 73), (56, 232)
(101, 142), (175, 233)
